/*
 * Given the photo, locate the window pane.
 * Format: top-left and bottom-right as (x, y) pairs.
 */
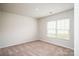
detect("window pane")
(57, 20), (65, 29)
(57, 19), (70, 40)
(47, 19), (70, 40)
(47, 21), (56, 29)
(64, 20), (70, 30)
(57, 19), (70, 30)
(47, 29), (56, 34)
(47, 33), (56, 38)
(57, 30), (70, 40)
(47, 21), (56, 38)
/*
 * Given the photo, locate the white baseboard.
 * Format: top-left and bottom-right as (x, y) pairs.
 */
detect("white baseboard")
(40, 39), (74, 50)
(0, 39), (37, 48)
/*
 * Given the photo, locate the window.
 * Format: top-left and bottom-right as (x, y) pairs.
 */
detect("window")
(47, 21), (56, 38)
(47, 19), (70, 40)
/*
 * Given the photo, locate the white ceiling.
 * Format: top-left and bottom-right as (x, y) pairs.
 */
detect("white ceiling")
(0, 3), (74, 19)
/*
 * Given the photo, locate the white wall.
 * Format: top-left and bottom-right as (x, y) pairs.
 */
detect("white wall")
(0, 12), (1, 32)
(74, 3), (79, 56)
(39, 9), (74, 49)
(0, 11), (37, 48)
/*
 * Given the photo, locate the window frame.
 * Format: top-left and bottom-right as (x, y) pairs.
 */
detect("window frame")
(46, 19), (70, 40)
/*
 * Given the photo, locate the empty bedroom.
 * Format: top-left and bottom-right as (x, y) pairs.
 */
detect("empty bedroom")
(0, 3), (74, 56)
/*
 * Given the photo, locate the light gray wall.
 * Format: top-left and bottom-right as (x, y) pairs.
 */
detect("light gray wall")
(74, 3), (79, 56)
(0, 11), (37, 48)
(39, 9), (74, 49)
(0, 12), (1, 32)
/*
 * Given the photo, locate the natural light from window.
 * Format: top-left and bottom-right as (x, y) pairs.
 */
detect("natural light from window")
(47, 19), (70, 40)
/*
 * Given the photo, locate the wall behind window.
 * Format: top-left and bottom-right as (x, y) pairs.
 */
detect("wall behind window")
(39, 9), (74, 49)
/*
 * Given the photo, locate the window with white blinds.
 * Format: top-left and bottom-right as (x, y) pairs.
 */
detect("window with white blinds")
(47, 19), (70, 40)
